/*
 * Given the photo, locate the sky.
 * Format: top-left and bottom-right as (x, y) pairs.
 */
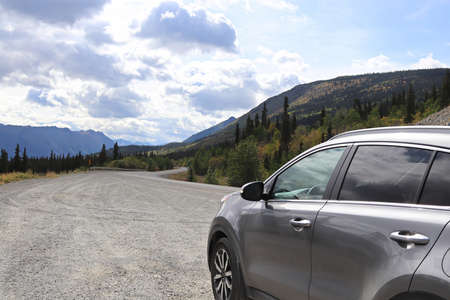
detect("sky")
(0, 0), (449, 144)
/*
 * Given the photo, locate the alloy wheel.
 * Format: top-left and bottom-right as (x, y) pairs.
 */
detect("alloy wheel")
(213, 248), (233, 300)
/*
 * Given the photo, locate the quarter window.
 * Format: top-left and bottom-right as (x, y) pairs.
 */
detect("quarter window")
(272, 147), (346, 200)
(339, 146), (432, 203)
(420, 152), (450, 206)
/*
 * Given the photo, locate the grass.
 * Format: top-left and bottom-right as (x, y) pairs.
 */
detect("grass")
(0, 171), (59, 185)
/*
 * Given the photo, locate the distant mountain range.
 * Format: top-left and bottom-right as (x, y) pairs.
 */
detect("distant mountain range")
(0, 124), (114, 157)
(183, 117), (236, 144)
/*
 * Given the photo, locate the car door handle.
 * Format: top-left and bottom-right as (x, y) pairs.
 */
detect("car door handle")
(289, 218), (311, 232)
(389, 231), (430, 246)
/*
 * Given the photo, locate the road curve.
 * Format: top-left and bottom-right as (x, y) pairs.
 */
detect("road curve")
(0, 170), (238, 299)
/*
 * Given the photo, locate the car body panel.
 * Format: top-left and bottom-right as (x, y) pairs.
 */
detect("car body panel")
(309, 202), (450, 300)
(240, 199), (326, 300)
(410, 221), (450, 299)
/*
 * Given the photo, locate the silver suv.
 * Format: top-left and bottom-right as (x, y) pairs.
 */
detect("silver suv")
(207, 126), (450, 300)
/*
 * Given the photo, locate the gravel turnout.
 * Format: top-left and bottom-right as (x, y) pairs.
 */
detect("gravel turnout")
(0, 169), (237, 299)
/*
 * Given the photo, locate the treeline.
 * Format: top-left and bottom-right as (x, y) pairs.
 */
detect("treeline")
(0, 144), (90, 174)
(185, 70), (450, 187)
(0, 142), (175, 175)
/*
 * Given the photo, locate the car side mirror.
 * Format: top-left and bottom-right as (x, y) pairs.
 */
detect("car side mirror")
(241, 181), (264, 201)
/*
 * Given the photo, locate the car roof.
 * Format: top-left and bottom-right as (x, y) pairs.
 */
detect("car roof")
(326, 126), (450, 150)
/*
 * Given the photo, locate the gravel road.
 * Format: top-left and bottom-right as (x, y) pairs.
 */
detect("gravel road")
(0, 169), (238, 299)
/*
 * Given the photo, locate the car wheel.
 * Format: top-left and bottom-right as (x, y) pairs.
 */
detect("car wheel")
(210, 237), (246, 300)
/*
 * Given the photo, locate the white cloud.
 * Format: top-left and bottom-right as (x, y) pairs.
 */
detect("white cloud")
(351, 54), (396, 73)
(0, 0), (110, 24)
(253, 0), (298, 11)
(137, 1), (238, 53)
(410, 53), (447, 69)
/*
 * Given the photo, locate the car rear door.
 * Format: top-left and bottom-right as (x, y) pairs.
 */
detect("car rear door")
(309, 144), (450, 300)
(240, 146), (349, 300)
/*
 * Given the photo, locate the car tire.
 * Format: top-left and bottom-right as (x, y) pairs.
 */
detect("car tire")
(210, 237), (246, 300)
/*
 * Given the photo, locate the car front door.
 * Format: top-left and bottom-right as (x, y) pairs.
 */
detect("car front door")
(240, 146), (348, 300)
(309, 144), (450, 300)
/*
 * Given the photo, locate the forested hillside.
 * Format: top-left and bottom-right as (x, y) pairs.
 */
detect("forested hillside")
(189, 68), (449, 148)
(172, 69), (450, 187)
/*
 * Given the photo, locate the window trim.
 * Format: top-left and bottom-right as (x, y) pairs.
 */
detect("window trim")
(264, 144), (352, 203)
(334, 142), (450, 209)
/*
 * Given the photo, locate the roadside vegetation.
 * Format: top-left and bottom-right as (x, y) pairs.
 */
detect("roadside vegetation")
(173, 70), (450, 187)
(0, 171), (58, 185)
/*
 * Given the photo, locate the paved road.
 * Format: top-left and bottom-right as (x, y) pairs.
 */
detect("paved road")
(0, 170), (238, 299)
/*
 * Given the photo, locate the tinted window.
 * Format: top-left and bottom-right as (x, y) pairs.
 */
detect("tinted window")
(272, 147), (346, 200)
(420, 152), (450, 206)
(339, 146), (432, 203)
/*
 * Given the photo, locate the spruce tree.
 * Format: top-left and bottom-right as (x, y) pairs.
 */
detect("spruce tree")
(320, 107), (326, 126)
(405, 83), (416, 123)
(280, 97), (291, 154)
(261, 103), (268, 128)
(235, 123), (240, 145)
(327, 124), (333, 140)
(254, 113), (260, 128)
(440, 70), (450, 109)
(113, 142), (119, 160)
(13, 144), (21, 172)
(432, 84), (437, 102)
(22, 147), (28, 172)
(0, 149), (8, 173)
(99, 144), (107, 166)
(291, 114), (297, 133)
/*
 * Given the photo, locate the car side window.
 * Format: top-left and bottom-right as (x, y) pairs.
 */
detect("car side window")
(419, 152), (450, 206)
(339, 146), (432, 203)
(272, 147), (346, 200)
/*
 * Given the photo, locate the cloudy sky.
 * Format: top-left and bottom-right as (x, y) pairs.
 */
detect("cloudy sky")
(0, 0), (449, 144)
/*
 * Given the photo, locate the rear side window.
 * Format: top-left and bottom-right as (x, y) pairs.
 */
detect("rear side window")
(420, 152), (450, 206)
(339, 146), (432, 203)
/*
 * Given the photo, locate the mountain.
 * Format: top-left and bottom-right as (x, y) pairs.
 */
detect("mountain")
(186, 68), (449, 148)
(0, 124), (114, 157)
(183, 116), (236, 144)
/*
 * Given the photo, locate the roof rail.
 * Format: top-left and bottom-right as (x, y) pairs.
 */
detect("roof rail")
(330, 125), (450, 141)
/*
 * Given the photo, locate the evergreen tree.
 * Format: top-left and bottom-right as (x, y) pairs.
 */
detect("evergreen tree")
(275, 116), (280, 130)
(0, 149), (8, 173)
(280, 97), (291, 154)
(353, 98), (363, 119)
(405, 83), (416, 123)
(261, 103), (268, 128)
(254, 113), (260, 128)
(13, 144), (21, 172)
(113, 142), (119, 160)
(227, 138), (260, 187)
(299, 141), (304, 153)
(327, 124), (333, 140)
(440, 70), (450, 109)
(99, 144), (107, 166)
(245, 115), (254, 137)
(320, 107), (326, 126)
(188, 166), (195, 182)
(235, 123), (240, 145)
(432, 83), (437, 102)
(291, 114), (297, 133)
(22, 147), (28, 172)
